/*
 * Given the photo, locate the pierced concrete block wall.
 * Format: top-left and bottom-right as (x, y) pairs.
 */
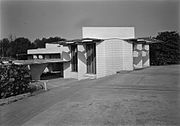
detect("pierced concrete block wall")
(133, 43), (143, 69)
(142, 44), (150, 67)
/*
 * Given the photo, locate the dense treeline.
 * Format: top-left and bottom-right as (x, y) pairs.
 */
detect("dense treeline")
(0, 36), (65, 59)
(150, 31), (180, 65)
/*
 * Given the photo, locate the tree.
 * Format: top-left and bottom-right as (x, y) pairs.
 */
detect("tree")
(34, 38), (45, 48)
(0, 38), (11, 57)
(0, 36), (66, 59)
(8, 37), (33, 58)
(33, 36), (66, 48)
(150, 31), (180, 65)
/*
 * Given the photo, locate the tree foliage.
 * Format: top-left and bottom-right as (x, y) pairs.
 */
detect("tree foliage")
(33, 37), (65, 48)
(150, 31), (180, 65)
(0, 38), (10, 57)
(9, 37), (35, 58)
(0, 36), (65, 59)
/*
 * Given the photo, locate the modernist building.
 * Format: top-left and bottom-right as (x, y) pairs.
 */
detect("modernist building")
(27, 43), (63, 74)
(24, 27), (158, 80)
(59, 27), (156, 80)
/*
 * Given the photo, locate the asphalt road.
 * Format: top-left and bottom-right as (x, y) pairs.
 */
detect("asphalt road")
(0, 65), (180, 126)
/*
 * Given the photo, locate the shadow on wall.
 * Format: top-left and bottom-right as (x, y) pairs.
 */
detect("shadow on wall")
(78, 49), (86, 65)
(133, 51), (142, 65)
(142, 51), (149, 66)
(64, 62), (70, 71)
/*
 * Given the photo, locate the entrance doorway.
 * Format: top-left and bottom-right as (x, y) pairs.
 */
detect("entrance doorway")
(86, 43), (96, 74)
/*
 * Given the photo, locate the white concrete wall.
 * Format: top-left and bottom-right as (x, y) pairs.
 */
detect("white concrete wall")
(122, 40), (133, 70)
(82, 27), (135, 39)
(104, 39), (124, 76)
(28, 43), (61, 54)
(82, 27), (135, 79)
(97, 39), (133, 78)
(96, 41), (106, 78)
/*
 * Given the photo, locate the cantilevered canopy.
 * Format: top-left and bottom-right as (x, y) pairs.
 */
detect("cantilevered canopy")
(53, 38), (104, 45)
(13, 59), (70, 65)
(124, 37), (163, 44)
(51, 37), (162, 45)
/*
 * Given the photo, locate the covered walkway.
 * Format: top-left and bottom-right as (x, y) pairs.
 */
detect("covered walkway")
(13, 59), (70, 80)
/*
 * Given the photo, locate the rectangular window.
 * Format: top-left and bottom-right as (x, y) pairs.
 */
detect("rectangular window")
(86, 43), (96, 74)
(71, 45), (78, 72)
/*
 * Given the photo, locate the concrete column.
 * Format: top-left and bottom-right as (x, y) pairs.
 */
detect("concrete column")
(30, 64), (48, 80)
(78, 44), (87, 80)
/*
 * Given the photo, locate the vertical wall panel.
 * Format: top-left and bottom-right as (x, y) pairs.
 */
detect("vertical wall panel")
(104, 39), (124, 76)
(77, 44), (89, 80)
(63, 46), (78, 79)
(96, 41), (106, 78)
(122, 40), (133, 70)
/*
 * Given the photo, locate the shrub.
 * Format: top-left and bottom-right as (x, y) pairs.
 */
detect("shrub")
(0, 64), (31, 99)
(150, 31), (180, 65)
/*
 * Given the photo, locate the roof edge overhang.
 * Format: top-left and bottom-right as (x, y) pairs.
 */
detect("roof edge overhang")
(53, 38), (104, 46)
(13, 59), (70, 65)
(49, 37), (163, 45)
(123, 37), (163, 44)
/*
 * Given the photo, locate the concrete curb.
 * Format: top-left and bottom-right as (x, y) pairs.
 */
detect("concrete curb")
(0, 93), (31, 106)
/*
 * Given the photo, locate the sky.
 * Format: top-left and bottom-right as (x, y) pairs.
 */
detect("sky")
(0, 0), (179, 42)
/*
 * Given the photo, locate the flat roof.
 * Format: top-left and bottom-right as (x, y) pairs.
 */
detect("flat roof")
(56, 38), (104, 45)
(50, 37), (162, 45)
(124, 37), (163, 44)
(13, 59), (70, 65)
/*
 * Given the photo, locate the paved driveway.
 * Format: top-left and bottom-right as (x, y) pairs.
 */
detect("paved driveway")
(0, 65), (180, 126)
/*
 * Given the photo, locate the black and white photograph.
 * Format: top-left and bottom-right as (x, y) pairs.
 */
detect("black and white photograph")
(0, 0), (180, 125)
